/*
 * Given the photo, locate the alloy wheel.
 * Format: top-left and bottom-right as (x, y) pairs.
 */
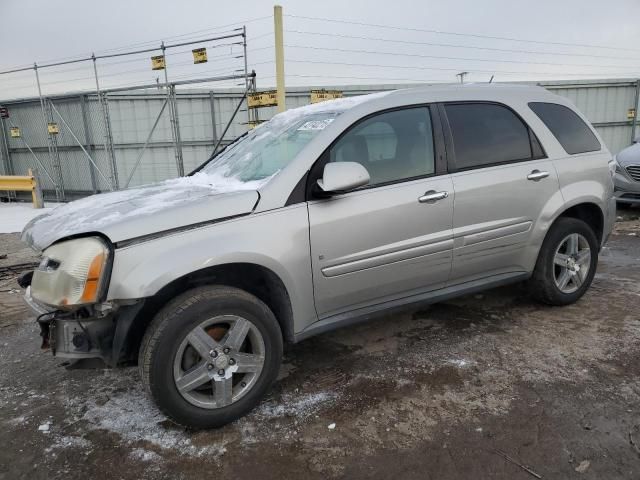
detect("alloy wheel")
(173, 315), (265, 409)
(553, 233), (591, 294)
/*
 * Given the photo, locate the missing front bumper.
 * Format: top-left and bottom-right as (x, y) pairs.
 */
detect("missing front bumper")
(23, 287), (144, 366)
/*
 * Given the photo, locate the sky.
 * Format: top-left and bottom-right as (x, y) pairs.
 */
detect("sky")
(1, 0), (639, 99)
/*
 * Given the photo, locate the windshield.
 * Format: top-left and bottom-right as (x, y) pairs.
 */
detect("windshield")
(201, 112), (340, 183)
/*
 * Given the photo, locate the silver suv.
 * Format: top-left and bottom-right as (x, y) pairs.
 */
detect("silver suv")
(21, 84), (616, 428)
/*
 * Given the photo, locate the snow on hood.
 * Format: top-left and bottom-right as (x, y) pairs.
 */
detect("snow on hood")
(21, 171), (266, 251)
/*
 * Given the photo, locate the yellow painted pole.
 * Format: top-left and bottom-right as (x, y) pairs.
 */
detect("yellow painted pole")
(274, 5), (286, 112)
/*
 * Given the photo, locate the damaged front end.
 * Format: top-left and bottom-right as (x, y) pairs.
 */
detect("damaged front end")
(24, 285), (143, 366)
(19, 234), (143, 367)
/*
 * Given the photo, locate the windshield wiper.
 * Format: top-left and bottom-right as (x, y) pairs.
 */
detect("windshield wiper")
(187, 131), (250, 176)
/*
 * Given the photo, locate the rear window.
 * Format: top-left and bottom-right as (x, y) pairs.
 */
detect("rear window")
(444, 103), (537, 170)
(529, 102), (600, 155)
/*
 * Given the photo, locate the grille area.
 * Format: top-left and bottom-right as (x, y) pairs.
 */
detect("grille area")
(626, 165), (640, 181)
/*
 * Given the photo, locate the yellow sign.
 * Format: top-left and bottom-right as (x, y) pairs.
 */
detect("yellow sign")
(310, 89), (343, 104)
(628, 108), (636, 120)
(47, 123), (59, 134)
(248, 91), (278, 108)
(10, 127), (20, 138)
(151, 55), (166, 71)
(192, 48), (208, 64)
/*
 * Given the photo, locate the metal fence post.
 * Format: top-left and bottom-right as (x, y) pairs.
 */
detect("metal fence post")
(632, 79), (640, 144)
(46, 99), (65, 200)
(80, 94), (98, 193)
(92, 55), (119, 190)
(209, 91), (218, 144)
(274, 5), (286, 113)
(242, 25), (253, 127)
(34, 63), (63, 201)
(0, 115), (14, 176)
(161, 44), (184, 177)
(171, 85), (185, 176)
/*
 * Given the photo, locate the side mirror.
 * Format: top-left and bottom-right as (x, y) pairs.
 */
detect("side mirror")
(317, 162), (370, 194)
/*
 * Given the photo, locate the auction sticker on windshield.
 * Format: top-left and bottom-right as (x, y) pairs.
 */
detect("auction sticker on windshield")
(297, 119), (335, 131)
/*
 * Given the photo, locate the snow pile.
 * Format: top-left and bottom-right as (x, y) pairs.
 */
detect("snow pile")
(447, 358), (474, 368)
(0, 202), (61, 233)
(77, 383), (227, 458)
(51, 435), (92, 450)
(255, 391), (338, 418)
(129, 448), (162, 462)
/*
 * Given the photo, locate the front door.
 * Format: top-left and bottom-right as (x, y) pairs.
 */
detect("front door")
(307, 106), (454, 318)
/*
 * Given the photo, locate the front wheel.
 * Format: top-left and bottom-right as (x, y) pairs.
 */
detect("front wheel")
(529, 217), (598, 306)
(139, 286), (283, 429)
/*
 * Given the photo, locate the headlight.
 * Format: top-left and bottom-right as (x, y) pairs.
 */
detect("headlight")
(615, 159), (624, 174)
(31, 237), (111, 308)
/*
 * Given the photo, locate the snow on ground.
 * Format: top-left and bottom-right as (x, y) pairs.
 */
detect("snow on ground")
(0, 202), (62, 234)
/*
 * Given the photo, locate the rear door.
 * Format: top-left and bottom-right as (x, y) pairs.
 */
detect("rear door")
(307, 106), (454, 318)
(440, 102), (560, 283)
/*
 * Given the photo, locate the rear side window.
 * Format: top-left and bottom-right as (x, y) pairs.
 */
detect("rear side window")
(444, 103), (538, 170)
(529, 102), (600, 155)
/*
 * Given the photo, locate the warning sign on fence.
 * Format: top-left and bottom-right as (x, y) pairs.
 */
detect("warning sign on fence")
(151, 55), (166, 70)
(10, 127), (20, 138)
(47, 123), (59, 134)
(248, 91), (278, 108)
(192, 48), (208, 64)
(310, 89), (343, 104)
(628, 108), (637, 120)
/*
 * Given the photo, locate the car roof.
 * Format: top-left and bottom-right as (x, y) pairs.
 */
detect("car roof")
(301, 83), (560, 116)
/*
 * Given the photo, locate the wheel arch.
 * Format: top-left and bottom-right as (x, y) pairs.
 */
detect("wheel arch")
(552, 201), (604, 245)
(120, 262), (295, 363)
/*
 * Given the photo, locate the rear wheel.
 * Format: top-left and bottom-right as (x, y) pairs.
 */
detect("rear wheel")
(139, 285), (283, 429)
(529, 217), (598, 306)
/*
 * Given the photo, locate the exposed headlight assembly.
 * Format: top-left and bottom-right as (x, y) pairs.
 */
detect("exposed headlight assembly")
(31, 237), (111, 308)
(614, 156), (624, 174)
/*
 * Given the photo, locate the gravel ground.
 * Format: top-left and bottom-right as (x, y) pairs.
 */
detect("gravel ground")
(1, 210), (640, 479)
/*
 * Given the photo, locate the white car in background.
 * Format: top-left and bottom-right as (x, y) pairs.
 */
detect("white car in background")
(613, 137), (640, 206)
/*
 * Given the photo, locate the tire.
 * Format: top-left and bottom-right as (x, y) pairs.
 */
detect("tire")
(529, 217), (599, 306)
(139, 285), (283, 429)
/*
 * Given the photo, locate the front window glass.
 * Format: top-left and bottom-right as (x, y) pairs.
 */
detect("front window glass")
(201, 112), (339, 183)
(329, 107), (435, 186)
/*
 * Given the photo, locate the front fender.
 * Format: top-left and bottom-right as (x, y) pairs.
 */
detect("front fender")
(107, 204), (316, 333)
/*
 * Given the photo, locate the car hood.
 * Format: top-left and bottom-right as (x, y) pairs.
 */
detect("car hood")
(21, 173), (262, 252)
(616, 143), (640, 166)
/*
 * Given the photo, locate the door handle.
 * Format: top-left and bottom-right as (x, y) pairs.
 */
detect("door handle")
(527, 170), (550, 181)
(418, 190), (449, 203)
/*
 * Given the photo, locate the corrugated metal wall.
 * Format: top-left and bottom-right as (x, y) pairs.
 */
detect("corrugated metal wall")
(1, 78), (638, 199)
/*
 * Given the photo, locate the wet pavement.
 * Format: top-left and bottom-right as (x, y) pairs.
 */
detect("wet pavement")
(1, 210), (640, 479)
